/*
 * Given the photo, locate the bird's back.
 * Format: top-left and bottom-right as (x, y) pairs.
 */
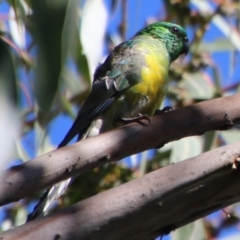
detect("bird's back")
(85, 35), (171, 135)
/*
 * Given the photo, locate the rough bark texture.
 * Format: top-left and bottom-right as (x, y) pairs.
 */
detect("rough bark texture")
(1, 94), (240, 239)
(0, 94), (240, 207)
(1, 142), (240, 240)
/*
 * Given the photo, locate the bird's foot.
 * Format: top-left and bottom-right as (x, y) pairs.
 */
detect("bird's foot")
(121, 113), (151, 126)
(154, 106), (173, 115)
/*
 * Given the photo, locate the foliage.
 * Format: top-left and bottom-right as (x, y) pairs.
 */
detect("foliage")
(1, 0), (240, 239)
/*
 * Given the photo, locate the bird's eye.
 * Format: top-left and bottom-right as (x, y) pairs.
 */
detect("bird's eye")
(171, 27), (179, 34)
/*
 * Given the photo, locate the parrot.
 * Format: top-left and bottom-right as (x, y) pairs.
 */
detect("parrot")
(27, 21), (189, 221)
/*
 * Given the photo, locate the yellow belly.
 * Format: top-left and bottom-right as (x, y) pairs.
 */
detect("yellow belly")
(97, 42), (170, 133)
(125, 51), (169, 116)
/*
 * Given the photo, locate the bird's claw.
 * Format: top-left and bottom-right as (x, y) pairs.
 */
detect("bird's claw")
(121, 113), (151, 126)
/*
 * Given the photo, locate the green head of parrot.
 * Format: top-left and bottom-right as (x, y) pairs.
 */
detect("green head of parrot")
(135, 21), (189, 62)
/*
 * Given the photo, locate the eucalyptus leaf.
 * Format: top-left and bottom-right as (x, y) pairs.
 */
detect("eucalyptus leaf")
(220, 130), (240, 145)
(203, 131), (217, 152)
(30, 0), (68, 112)
(9, 6), (26, 50)
(0, 91), (20, 169)
(191, 38), (236, 53)
(170, 136), (202, 163)
(61, 66), (86, 97)
(0, 39), (18, 105)
(80, 0), (108, 79)
(182, 72), (214, 100)
(172, 220), (207, 240)
(61, 0), (80, 65)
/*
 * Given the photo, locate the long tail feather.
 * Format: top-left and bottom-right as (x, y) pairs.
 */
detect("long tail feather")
(26, 98), (115, 222)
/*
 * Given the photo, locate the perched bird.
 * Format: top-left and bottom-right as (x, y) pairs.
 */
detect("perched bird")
(27, 21), (189, 221)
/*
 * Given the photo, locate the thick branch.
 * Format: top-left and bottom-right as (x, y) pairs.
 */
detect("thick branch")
(1, 142), (240, 240)
(0, 94), (240, 206)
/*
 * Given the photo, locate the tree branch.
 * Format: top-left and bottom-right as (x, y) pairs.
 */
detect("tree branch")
(1, 141), (240, 240)
(0, 94), (240, 206)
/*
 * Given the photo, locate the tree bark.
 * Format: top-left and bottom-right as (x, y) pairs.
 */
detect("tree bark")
(0, 94), (240, 206)
(1, 141), (240, 240)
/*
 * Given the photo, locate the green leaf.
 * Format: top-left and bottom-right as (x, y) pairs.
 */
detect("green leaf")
(61, 0), (80, 65)
(172, 220), (207, 240)
(0, 91), (20, 169)
(191, 38), (236, 52)
(61, 66), (88, 97)
(30, 0), (68, 112)
(72, 37), (91, 86)
(8, 2), (27, 50)
(0, 39), (18, 105)
(80, 0), (108, 79)
(34, 110), (55, 156)
(220, 130), (240, 145)
(203, 131), (217, 152)
(169, 136), (202, 163)
(61, 0), (90, 88)
(182, 72), (214, 100)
